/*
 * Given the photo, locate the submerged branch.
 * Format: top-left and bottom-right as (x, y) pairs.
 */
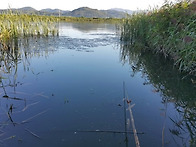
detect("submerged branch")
(76, 130), (144, 134)
(21, 109), (48, 124)
(25, 128), (41, 139)
(22, 101), (40, 112)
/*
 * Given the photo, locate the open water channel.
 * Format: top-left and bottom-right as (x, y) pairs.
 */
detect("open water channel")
(0, 22), (195, 147)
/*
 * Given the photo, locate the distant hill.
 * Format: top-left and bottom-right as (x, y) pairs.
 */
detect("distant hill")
(16, 7), (39, 14)
(110, 8), (135, 15)
(40, 7), (128, 18)
(0, 7), (39, 15)
(40, 8), (69, 16)
(18, 7), (37, 12)
(68, 7), (105, 18)
(0, 6), (131, 18)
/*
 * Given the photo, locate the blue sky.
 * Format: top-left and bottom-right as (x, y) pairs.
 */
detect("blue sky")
(1, 0), (176, 10)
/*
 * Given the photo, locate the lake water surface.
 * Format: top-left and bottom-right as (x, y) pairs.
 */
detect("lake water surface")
(0, 22), (195, 147)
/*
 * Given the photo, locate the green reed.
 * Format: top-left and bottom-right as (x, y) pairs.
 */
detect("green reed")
(0, 11), (59, 49)
(120, 0), (196, 76)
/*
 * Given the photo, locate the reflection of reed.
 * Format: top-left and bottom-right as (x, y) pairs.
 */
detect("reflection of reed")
(123, 82), (128, 146)
(168, 106), (196, 146)
(0, 37), (56, 90)
(161, 99), (168, 147)
(0, 37), (56, 77)
(120, 43), (196, 146)
(0, 37), (56, 143)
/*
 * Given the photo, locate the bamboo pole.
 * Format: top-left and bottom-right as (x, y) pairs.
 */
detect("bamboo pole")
(123, 82), (140, 147)
(127, 103), (140, 147)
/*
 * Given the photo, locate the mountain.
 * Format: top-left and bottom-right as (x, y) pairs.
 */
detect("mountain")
(18, 7), (37, 12)
(0, 7), (39, 15)
(40, 8), (69, 16)
(16, 7), (39, 14)
(0, 6), (130, 18)
(102, 9), (127, 18)
(40, 7), (128, 18)
(68, 7), (105, 18)
(110, 8), (135, 15)
(40, 8), (61, 14)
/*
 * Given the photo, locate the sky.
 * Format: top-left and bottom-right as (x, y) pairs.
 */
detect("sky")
(1, 0), (176, 11)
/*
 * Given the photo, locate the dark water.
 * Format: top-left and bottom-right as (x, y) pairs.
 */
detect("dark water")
(0, 22), (195, 147)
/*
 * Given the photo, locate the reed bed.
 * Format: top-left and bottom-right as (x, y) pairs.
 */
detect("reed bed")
(0, 11), (59, 49)
(120, 0), (196, 76)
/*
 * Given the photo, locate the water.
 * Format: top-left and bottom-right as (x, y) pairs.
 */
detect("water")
(0, 22), (195, 147)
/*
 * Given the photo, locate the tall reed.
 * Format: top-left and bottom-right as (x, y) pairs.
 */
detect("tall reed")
(120, 0), (196, 76)
(0, 11), (59, 49)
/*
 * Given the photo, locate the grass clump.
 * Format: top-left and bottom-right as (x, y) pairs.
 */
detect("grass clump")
(120, 0), (196, 76)
(0, 11), (59, 49)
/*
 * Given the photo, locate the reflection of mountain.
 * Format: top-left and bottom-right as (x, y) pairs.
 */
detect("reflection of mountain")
(120, 43), (196, 146)
(64, 22), (115, 33)
(0, 7), (129, 18)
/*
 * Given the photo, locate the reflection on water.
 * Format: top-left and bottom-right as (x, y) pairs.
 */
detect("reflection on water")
(0, 22), (195, 147)
(60, 22), (116, 34)
(59, 22), (118, 51)
(120, 43), (196, 146)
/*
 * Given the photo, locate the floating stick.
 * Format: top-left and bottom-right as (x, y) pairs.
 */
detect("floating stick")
(123, 82), (140, 147)
(127, 102), (140, 147)
(22, 101), (40, 112)
(25, 128), (41, 139)
(21, 109), (48, 124)
(2, 135), (16, 141)
(33, 92), (49, 98)
(76, 130), (144, 134)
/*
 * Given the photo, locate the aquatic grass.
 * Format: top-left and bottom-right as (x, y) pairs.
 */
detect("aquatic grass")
(0, 12), (59, 49)
(120, 0), (196, 76)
